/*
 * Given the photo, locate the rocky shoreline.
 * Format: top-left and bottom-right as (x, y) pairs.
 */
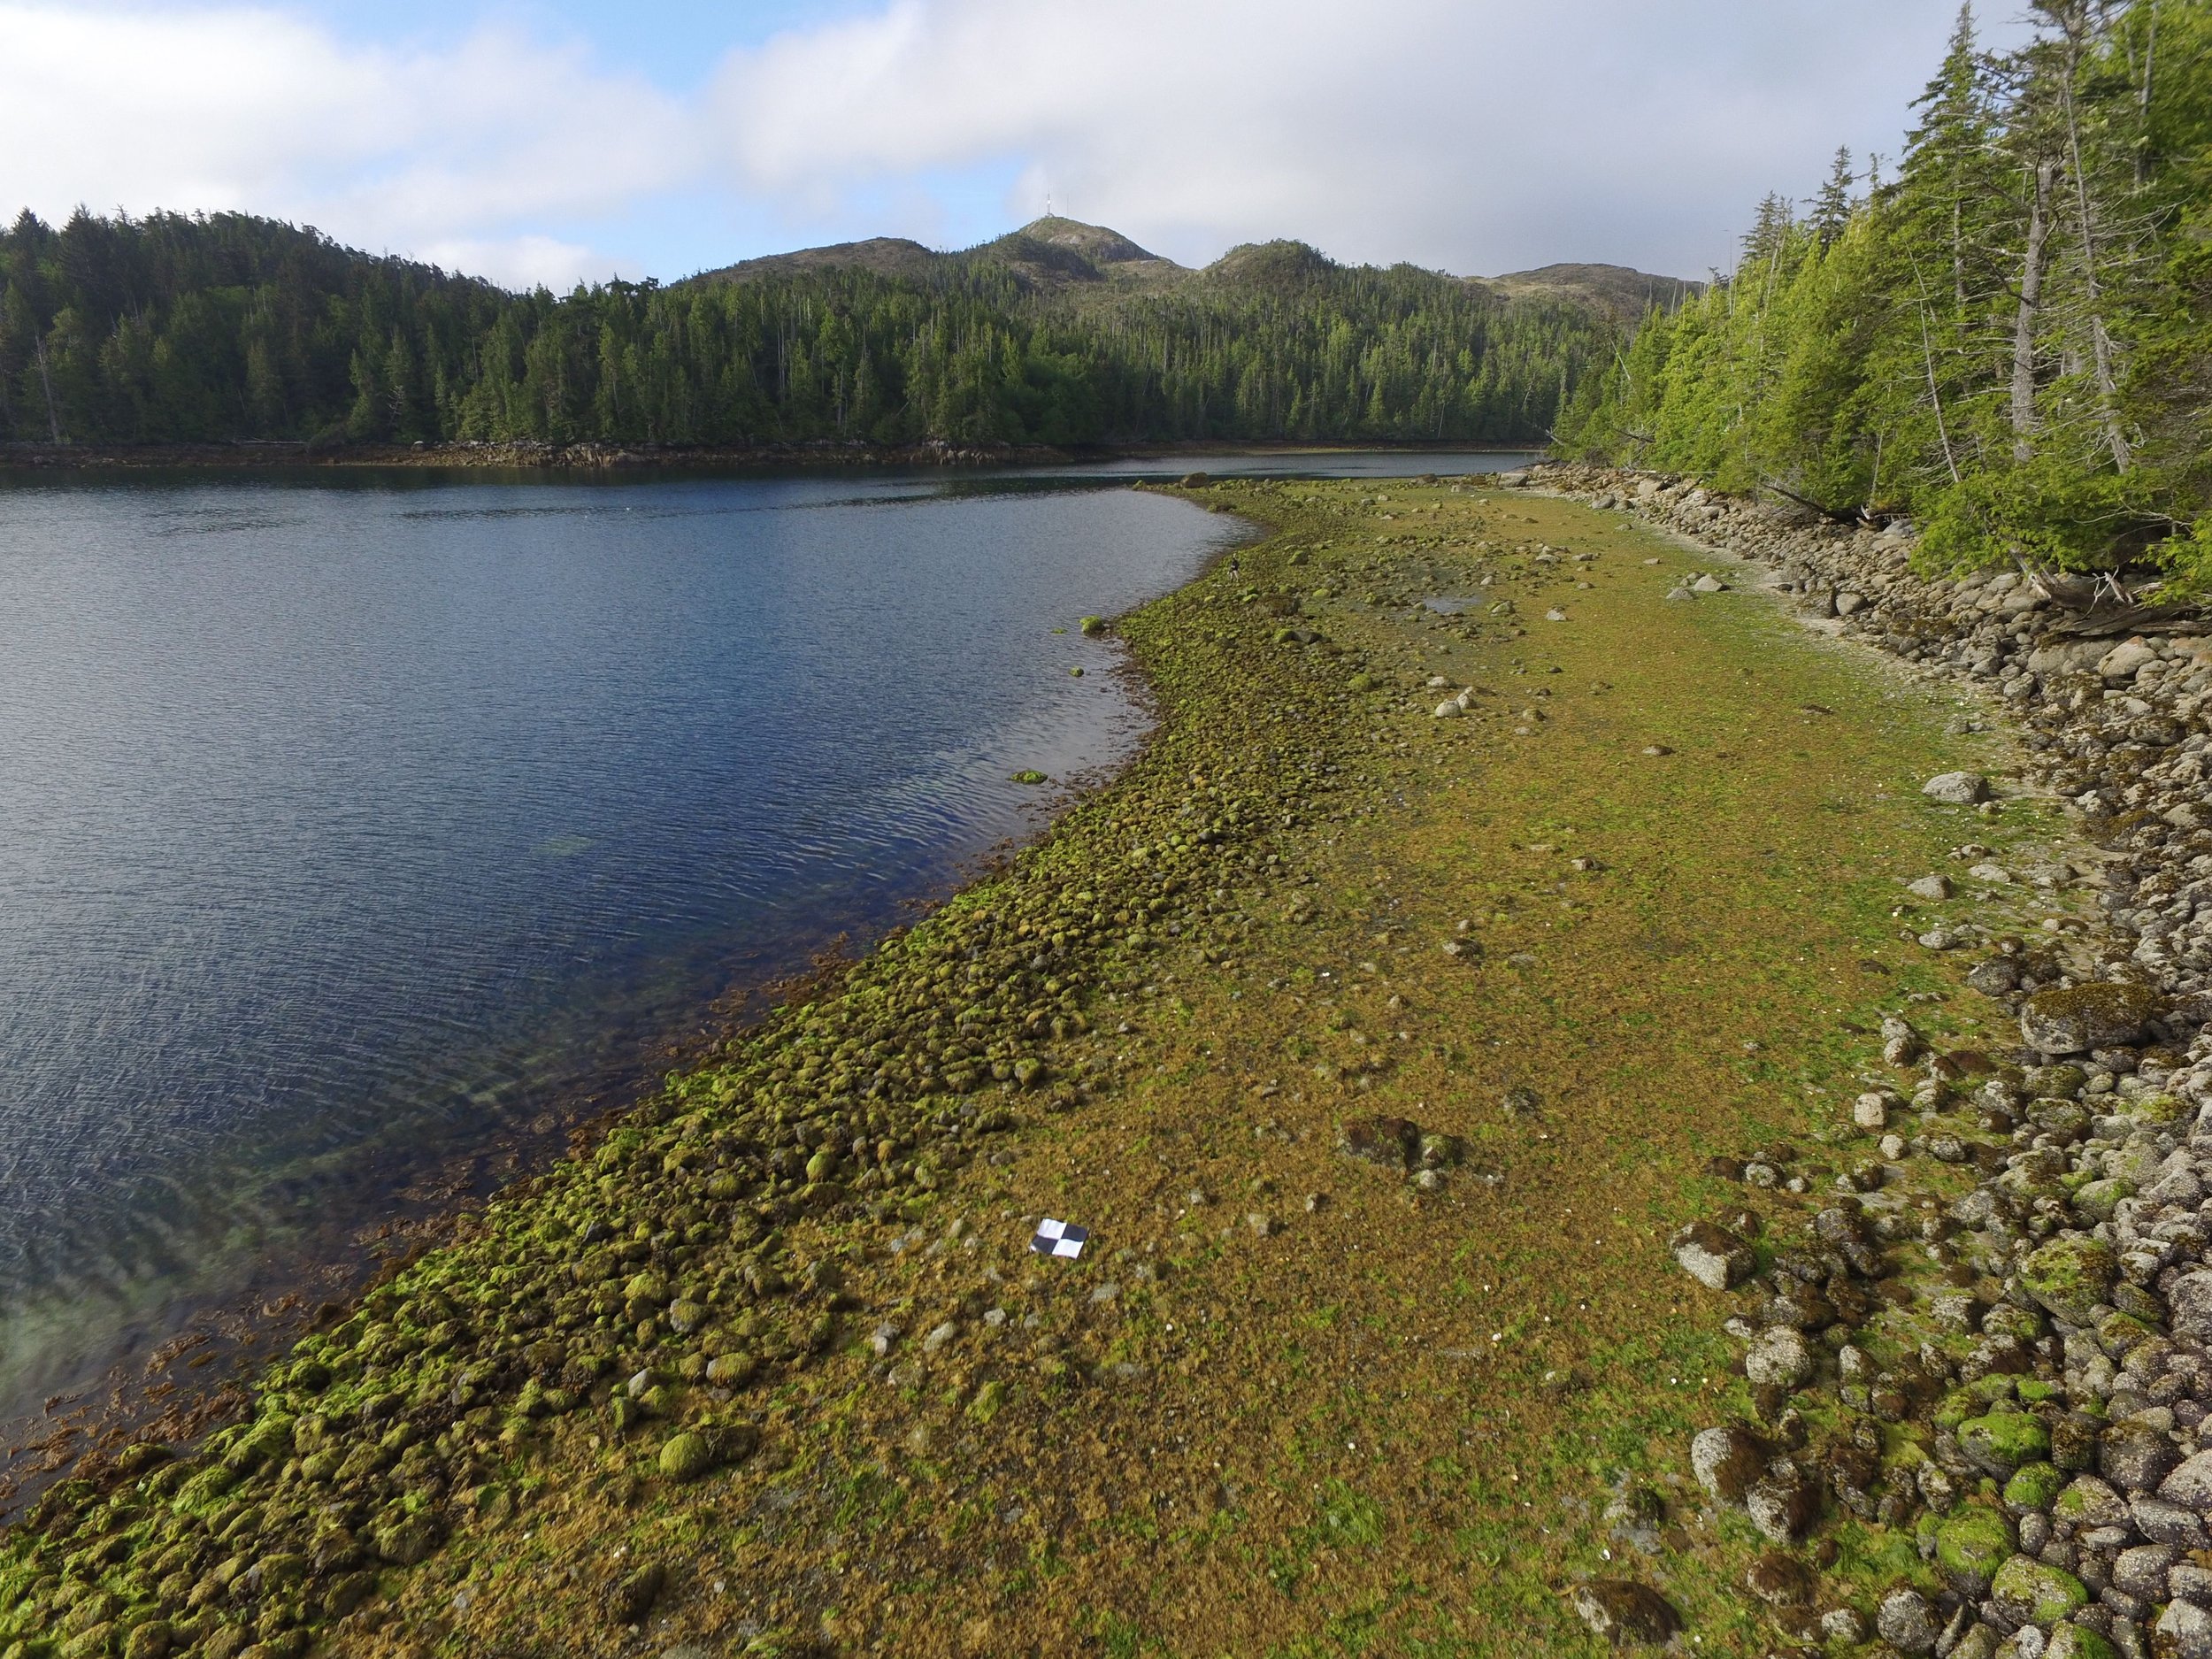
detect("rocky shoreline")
(0, 438), (1076, 472)
(0, 438), (1537, 474)
(1526, 462), (2212, 1658)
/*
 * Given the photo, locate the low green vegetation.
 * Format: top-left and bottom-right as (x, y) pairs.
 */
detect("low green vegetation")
(1558, 0), (2212, 589)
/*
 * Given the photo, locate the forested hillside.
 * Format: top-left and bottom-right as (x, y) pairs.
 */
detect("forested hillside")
(1557, 0), (2212, 589)
(0, 208), (1621, 450)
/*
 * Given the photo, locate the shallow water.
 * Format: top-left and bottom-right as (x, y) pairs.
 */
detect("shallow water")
(0, 449), (1532, 1426)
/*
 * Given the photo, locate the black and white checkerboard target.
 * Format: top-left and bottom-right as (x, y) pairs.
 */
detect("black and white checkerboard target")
(1030, 1218), (1089, 1260)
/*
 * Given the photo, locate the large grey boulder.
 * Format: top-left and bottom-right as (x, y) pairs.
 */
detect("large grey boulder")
(2099, 638), (2159, 681)
(2019, 982), (2161, 1054)
(1671, 1221), (1755, 1291)
(1690, 1425), (1768, 1503)
(1744, 1327), (1815, 1390)
(1568, 1580), (1682, 1647)
(1924, 772), (1991, 805)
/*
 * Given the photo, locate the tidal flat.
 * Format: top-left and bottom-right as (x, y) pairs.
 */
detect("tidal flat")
(0, 477), (2055, 1657)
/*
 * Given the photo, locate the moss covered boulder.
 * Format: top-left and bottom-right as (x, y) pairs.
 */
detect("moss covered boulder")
(2019, 1234), (2119, 1326)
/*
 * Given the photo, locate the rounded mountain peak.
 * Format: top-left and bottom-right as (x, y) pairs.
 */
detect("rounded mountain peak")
(1013, 217), (1162, 265)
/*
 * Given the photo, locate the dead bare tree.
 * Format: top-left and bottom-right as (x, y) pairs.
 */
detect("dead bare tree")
(2040, 0), (2136, 471)
(32, 335), (61, 444)
(2011, 157), (2057, 461)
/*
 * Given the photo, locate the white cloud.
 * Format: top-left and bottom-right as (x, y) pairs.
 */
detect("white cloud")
(709, 0), (2019, 278)
(0, 0), (2026, 286)
(0, 3), (692, 285)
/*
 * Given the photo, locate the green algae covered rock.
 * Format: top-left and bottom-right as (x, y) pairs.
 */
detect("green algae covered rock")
(659, 1431), (715, 1482)
(2045, 1622), (2120, 1659)
(2003, 1463), (2067, 1512)
(703, 1351), (757, 1386)
(2071, 1178), (2133, 1224)
(1935, 1376), (2018, 1431)
(1935, 1506), (2015, 1595)
(1991, 1553), (2089, 1625)
(1961, 1409), (2051, 1474)
(2019, 1234), (2118, 1326)
(2128, 1091), (2186, 1127)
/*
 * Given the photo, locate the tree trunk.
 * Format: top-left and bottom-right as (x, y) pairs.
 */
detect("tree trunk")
(1952, 188), (1967, 311)
(2011, 159), (2055, 463)
(33, 334), (62, 444)
(2138, 0), (2159, 188)
(1914, 275), (1962, 486)
(2057, 12), (2134, 472)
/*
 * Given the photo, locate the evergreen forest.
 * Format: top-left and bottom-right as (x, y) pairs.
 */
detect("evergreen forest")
(0, 211), (1609, 451)
(1557, 0), (2212, 588)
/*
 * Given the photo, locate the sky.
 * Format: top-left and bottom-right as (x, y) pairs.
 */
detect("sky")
(0, 0), (2035, 290)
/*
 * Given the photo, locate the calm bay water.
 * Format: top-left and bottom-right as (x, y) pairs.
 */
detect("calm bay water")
(0, 449), (1530, 1429)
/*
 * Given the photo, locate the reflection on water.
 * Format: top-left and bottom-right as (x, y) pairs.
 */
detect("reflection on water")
(0, 448), (1532, 1427)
